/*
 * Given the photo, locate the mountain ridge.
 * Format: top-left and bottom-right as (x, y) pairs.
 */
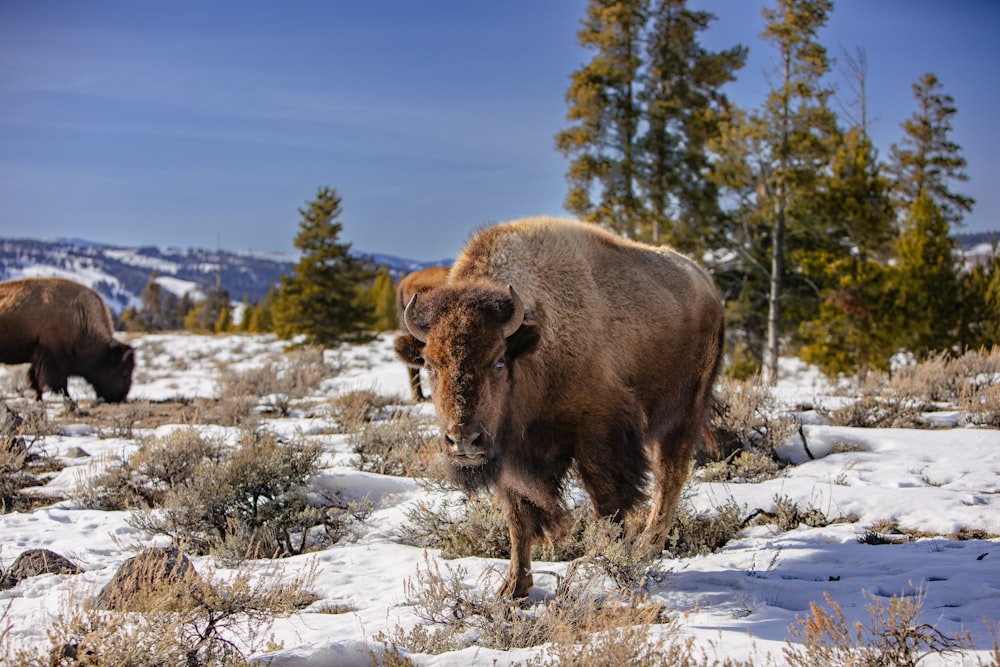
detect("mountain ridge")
(0, 237), (450, 313)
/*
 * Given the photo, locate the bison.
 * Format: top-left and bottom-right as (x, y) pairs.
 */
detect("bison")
(0, 277), (135, 404)
(396, 266), (450, 401)
(395, 217), (724, 598)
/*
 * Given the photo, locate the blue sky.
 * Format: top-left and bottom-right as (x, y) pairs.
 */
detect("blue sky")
(2, 1), (997, 262)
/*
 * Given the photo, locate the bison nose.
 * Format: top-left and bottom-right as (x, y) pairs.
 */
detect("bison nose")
(444, 431), (485, 460)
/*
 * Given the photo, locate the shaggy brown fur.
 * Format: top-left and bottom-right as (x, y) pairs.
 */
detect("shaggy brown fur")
(0, 278), (135, 403)
(396, 266), (450, 400)
(396, 217), (724, 598)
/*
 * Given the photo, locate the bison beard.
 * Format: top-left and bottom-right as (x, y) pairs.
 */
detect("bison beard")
(395, 217), (724, 599)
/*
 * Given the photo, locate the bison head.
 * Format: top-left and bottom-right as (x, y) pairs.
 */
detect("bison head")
(395, 283), (539, 487)
(88, 341), (135, 403)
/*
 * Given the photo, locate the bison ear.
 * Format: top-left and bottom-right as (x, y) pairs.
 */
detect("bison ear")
(505, 324), (540, 361)
(394, 335), (426, 368)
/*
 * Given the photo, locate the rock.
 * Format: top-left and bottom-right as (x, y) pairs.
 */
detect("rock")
(92, 547), (199, 611)
(63, 446), (91, 458)
(1, 548), (82, 590)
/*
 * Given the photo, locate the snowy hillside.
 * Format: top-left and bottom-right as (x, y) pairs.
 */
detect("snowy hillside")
(0, 238), (450, 313)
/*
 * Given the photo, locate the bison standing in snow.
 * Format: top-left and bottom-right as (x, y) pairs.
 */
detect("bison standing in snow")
(0, 278), (135, 404)
(396, 266), (450, 401)
(395, 217), (724, 598)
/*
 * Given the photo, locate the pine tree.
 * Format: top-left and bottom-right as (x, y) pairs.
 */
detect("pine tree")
(894, 193), (961, 357)
(556, 0), (647, 236)
(272, 187), (375, 346)
(797, 127), (898, 378)
(368, 266), (398, 332)
(888, 73), (975, 226)
(639, 0), (745, 251)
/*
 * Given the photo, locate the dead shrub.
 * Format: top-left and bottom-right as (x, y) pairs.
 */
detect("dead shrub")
(667, 495), (745, 558)
(699, 449), (781, 483)
(742, 494), (830, 533)
(131, 429), (371, 560)
(349, 413), (439, 477)
(827, 395), (930, 429)
(216, 346), (332, 416)
(712, 376), (797, 462)
(783, 588), (972, 666)
(6, 559), (316, 666)
(95, 400), (153, 438)
(962, 383), (1000, 428)
(330, 388), (403, 431)
(400, 495), (511, 560)
(1, 404), (64, 513)
(75, 428), (222, 511)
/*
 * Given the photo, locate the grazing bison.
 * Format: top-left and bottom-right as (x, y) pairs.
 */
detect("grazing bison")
(396, 266), (450, 401)
(0, 278), (135, 404)
(396, 217), (724, 598)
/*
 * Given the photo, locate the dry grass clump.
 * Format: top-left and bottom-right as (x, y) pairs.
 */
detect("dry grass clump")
(93, 400), (154, 438)
(348, 413), (441, 478)
(891, 348), (1000, 404)
(962, 382), (1000, 428)
(216, 346), (332, 416)
(131, 429), (371, 561)
(3, 556), (317, 666)
(711, 376), (797, 466)
(827, 395), (930, 429)
(829, 347), (1000, 429)
(376, 553), (670, 656)
(375, 553), (758, 667)
(783, 588), (973, 667)
(330, 387), (405, 431)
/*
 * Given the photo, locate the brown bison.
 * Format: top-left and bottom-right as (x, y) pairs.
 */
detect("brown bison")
(395, 217), (724, 598)
(396, 266), (450, 401)
(0, 277), (135, 404)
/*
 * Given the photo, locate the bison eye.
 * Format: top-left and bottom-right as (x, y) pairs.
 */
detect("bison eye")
(494, 358), (506, 372)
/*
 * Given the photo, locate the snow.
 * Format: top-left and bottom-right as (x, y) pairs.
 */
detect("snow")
(1, 332), (998, 664)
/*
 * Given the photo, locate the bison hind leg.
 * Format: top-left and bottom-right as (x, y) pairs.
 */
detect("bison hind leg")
(575, 421), (649, 522)
(30, 348), (70, 401)
(642, 416), (703, 556)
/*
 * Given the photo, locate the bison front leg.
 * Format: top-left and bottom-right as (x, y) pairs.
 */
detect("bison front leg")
(498, 490), (566, 599)
(499, 492), (539, 598)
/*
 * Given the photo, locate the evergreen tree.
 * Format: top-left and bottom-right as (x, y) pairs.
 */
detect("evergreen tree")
(247, 288), (276, 333)
(556, 0), (646, 236)
(888, 73), (975, 226)
(368, 266), (398, 332)
(557, 0), (743, 247)
(272, 187), (375, 346)
(796, 127), (898, 378)
(639, 0), (745, 251)
(893, 193), (961, 357)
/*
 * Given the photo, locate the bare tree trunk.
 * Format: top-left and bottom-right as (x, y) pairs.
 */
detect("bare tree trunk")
(764, 206), (784, 385)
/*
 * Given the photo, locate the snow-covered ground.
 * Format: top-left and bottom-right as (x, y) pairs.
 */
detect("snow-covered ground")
(1, 332), (998, 665)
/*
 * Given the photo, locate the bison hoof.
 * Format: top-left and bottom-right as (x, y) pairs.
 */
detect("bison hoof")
(499, 570), (533, 599)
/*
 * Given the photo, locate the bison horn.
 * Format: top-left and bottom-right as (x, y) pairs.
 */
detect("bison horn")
(502, 285), (525, 339)
(402, 293), (430, 343)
